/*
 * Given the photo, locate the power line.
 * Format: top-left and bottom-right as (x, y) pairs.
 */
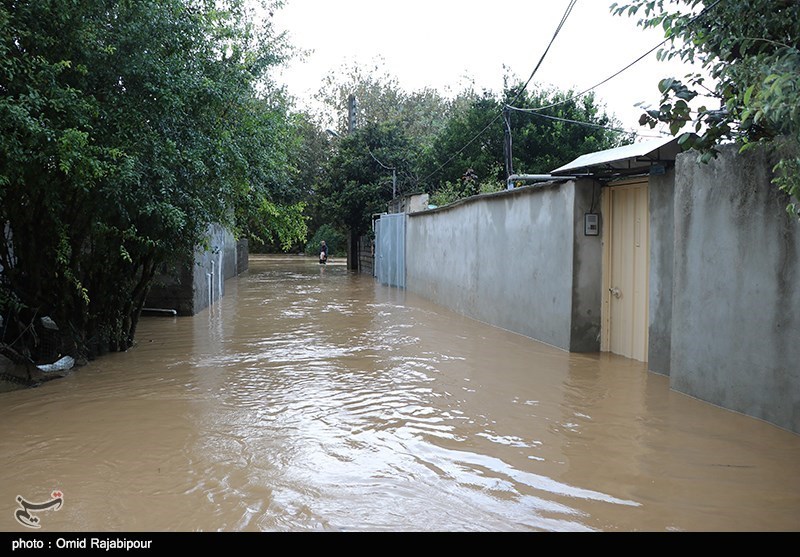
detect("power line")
(504, 104), (669, 137)
(421, 0), (579, 183)
(523, 0), (723, 113)
(523, 40), (667, 113)
(508, 0), (578, 107)
(369, 148), (397, 197)
(368, 148), (394, 171)
(422, 0), (723, 183)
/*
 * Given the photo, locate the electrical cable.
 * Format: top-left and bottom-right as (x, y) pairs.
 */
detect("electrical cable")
(521, 0), (723, 113)
(504, 104), (669, 137)
(507, 0), (578, 107)
(422, 0), (722, 182)
(368, 148), (394, 170)
(421, 0), (579, 183)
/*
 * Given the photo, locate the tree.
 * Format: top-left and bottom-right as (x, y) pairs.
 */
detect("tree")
(253, 110), (335, 254)
(0, 0), (300, 365)
(611, 0), (800, 215)
(421, 81), (631, 200)
(420, 91), (506, 196)
(507, 86), (633, 175)
(234, 97), (310, 254)
(319, 122), (413, 239)
(312, 58), (452, 145)
(304, 224), (346, 258)
(302, 60), (454, 256)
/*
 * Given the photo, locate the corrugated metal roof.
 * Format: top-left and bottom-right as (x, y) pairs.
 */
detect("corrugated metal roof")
(550, 136), (680, 175)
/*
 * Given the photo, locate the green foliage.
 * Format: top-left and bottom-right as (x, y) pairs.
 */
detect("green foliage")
(428, 172), (505, 208)
(771, 137), (800, 216)
(320, 122), (416, 236)
(313, 58), (452, 146)
(420, 82), (631, 200)
(479, 180), (506, 195)
(0, 0), (298, 361)
(282, 111), (336, 245)
(304, 61), (453, 238)
(421, 92), (506, 191)
(304, 62), (629, 232)
(429, 182), (463, 208)
(246, 199), (308, 252)
(305, 224), (347, 258)
(611, 0), (800, 215)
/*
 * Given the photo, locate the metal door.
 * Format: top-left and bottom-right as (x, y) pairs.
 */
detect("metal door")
(602, 180), (649, 362)
(375, 213), (406, 289)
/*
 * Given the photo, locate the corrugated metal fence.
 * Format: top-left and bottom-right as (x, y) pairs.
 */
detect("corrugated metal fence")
(375, 213), (405, 288)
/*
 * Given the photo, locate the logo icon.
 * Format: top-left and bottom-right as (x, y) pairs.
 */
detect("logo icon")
(14, 491), (63, 529)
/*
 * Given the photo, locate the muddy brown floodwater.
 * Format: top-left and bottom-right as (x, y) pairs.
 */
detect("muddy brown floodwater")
(1, 255), (799, 532)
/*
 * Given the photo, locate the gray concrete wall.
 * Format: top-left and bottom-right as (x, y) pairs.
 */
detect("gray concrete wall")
(671, 143), (800, 433)
(570, 182), (604, 352)
(388, 193), (430, 214)
(192, 223), (237, 313)
(146, 223), (244, 316)
(648, 168), (676, 376)
(406, 180), (602, 352)
(236, 238), (249, 275)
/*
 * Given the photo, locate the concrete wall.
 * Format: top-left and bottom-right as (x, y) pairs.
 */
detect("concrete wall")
(191, 223), (239, 312)
(570, 181), (604, 352)
(145, 262), (195, 315)
(648, 168), (676, 376)
(398, 143), (799, 432)
(236, 238), (249, 275)
(388, 193), (430, 214)
(670, 144), (800, 433)
(145, 223), (245, 316)
(405, 180), (602, 352)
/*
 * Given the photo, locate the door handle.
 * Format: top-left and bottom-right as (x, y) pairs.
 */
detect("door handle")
(609, 287), (622, 299)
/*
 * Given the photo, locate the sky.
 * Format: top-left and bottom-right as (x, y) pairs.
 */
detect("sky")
(269, 0), (711, 138)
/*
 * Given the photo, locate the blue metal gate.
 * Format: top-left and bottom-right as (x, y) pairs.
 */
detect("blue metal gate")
(375, 213), (406, 288)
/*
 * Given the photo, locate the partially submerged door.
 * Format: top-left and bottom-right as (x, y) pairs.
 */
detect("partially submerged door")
(602, 179), (649, 362)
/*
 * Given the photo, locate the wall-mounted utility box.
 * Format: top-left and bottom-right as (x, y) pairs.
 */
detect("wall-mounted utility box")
(584, 213), (599, 236)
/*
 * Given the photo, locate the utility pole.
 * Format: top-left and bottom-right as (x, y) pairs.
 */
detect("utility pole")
(347, 94), (358, 134)
(503, 105), (514, 185)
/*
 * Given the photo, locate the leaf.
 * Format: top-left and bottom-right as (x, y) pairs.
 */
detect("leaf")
(743, 84), (755, 106)
(658, 78), (675, 94)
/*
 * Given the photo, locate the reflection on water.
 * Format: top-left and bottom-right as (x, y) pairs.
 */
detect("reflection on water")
(0, 255), (798, 532)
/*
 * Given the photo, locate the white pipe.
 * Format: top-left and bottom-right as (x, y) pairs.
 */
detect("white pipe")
(216, 251), (223, 299)
(211, 257), (218, 303)
(142, 308), (178, 316)
(506, 174), (576, 189)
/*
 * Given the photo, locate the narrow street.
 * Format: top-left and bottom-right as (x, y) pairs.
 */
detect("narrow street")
(1, 255), (798, 532)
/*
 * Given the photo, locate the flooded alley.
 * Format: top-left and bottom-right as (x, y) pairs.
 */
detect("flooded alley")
(1, 255), (799, 532)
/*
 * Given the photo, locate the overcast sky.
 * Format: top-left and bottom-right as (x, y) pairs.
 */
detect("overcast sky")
(270, 0), (711, 137)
